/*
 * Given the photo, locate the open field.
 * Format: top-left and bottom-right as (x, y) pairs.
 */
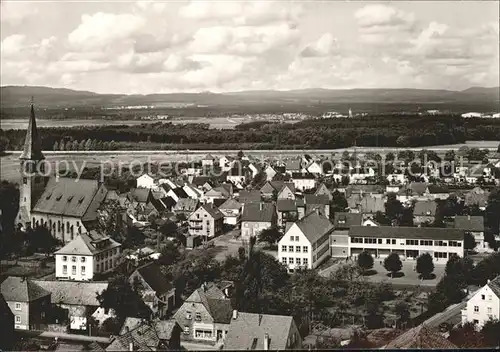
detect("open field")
(1, 116), (252, 130)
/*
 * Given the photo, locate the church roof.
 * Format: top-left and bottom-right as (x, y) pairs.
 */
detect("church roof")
(20, 104), (45, 161)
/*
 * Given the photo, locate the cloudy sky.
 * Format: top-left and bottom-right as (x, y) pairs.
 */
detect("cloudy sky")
(1, 0), (499, 94)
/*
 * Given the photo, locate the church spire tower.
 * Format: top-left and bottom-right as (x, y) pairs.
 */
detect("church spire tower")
(17, 100), (47, 228)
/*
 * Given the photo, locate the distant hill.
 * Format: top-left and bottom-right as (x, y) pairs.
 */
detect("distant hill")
(1, 85), (499, 108)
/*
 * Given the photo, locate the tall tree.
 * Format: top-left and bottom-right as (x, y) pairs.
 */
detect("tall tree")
(158, 241), (183, 266)
(330, 190), (348, 214)
(357, 251), (374, 275)
(59, 139), (66, 151)
(257, 227), (282, 248)
(52, 140), (59, 151)
(416, 252), (434, 279)
(464, 232), (477, 254)
(383, 253), (402, 278)
(481, 319), (500, 347)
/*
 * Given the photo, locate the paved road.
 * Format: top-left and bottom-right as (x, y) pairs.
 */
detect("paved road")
(16, 329), (111, 344)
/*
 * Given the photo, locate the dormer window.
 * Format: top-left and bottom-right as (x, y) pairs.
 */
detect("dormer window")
(67, 196), (74, 202)
(78, 196), (85, 203)
(56, 194), (62, 201)
(46, 193), (52, 200)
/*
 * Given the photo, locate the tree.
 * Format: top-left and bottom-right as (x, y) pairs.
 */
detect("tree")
(444, 150), (456, 162)
(79, 140), (86, 151)
(485, 188), (500, 237)
(449, 322), (485, 348)
(481, 319), (500, 347)
(464, 232), (477, 253)
(251, 171), (267, 188)
(330, 190), (348, 214)
(383, 253), (402, 278)
(0, 136), (9, 154)
(159, 220), (178, 238)
(59, 139), (66, 151)
(96, 275), (151, 321)
(394, 300), (410, 327)
(357, 251), (374, 275)
(416, 253), (434, 279)
(84, 138), (92, 150)
(257, 227), (282, 248)
(237, 150), (244, 159)
(158, 241), (182, 266)
(396, 136), (411, 147)
(385, 193), (404, 225)
(52, 140), (59, 151)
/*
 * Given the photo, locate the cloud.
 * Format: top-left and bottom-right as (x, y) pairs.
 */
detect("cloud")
(300, 33), (338, 57)
(355, 4), (415, 31)
(68, 12), (146, 50)
(0, 1), (38, 25)
(1, 34), (26, 56)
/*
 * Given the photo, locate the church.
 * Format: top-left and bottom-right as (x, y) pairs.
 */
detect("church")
(17, 104), (108, 243)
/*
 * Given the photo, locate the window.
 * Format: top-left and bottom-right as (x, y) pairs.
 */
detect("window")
(72, 265), (76, 275)
(364, 238), (377, 244)
(81, 257), (86, 263)
(474, 306), (479, 313)
(289, 246), (294, 252)
(15, 303), (21, 311)
(186, 311), (192, 320)
(15, 316), (21, 323)
(63, 265), (67, 275)
(488, 295), (492, 301)
(96, 264), (100, 271)
(23, 177), (27, 184)
(420, 240), (433, 246)
(295, 236), (299, 241)
(81, 266), (86, 275)
(303, 258), (308, 266)
(282, 257), (287, 264)
(473, 319), (479, 324)
(434, 252), (448, 259)
(195, 312), (202, 321)
(386, 239), (391, 244)
(282, 245), (287, 252)
(406, 239), (418, 246)
(449, 241), (462, 247)
(296, 258), (301, 265)
(71, 256), (76, 262)
(62, 256), (67, 262)
(351, 237), (363, 244)
(303, 246), (308, 253)
(290, 236), (294, 241)
(184, 326), (190, 335)
(296, 246), (301, 253)
(487, 307), (492, 315)
(289, 257), (294, 264)
(481, 294), (485, 300)
(392, 239), (396, 244)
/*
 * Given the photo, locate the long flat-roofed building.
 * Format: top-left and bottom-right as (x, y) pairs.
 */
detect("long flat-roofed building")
(347, 226), (464, 263)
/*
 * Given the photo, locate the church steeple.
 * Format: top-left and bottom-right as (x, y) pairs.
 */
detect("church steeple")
(19, 101), (44, 161)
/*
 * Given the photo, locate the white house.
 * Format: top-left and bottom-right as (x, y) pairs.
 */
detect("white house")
(248, 163), (260, 178)
(306, 161), (323, 175)
(264, 165), (277, 181)
(183, 184), (203, 200)
(278, 210), (333, 272)
(202, 154), (216, 167)
(54, 231), (121, 281)
(136, 174), (156, 189)
(291, 173), (316, 191)
(461, 276), (500, 329)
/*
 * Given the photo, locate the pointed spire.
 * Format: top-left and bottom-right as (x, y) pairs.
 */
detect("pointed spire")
(19, 101), (45, 160)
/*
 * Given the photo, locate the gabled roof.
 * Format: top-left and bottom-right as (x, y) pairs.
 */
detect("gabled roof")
(224, 312), (296, 350)
(172, 198), (198, 212)
(200, 203), (224, 220)
(19, 104), (45, 161)
(333, 212), (362, 229)
(128, 188), (151, 203)
(292, 210), (334, 244)
(348, 194), (385, 213)
(32, 280), (108, 306)
(241, 202), (276, 222)
(487, 275), (500, 298)
(261, 181), (284, 193)
(54, 231), (121, 256)
(191, 176), (212, 187)
(203, 153), (215, 161)
(132, 263), (173, 295)
(409, 182), (429, 195)
(182, 283), (233, 324)
(1, 276), (50, 302)
(304, 194), (330, 205)
(170, 188), (188, 198)
(414, 200), (437, 216)
(0, 293), (13, 320)
(277, 199), (297, 212)
(384, 324), (458, 349)
(33, 178), (106, 218)
(219, 198), (242, 210)
(454, 216), (484, 232)
(239, 190), (261, 203)
(315, 184), (332, 197)
(349, 226), (464, 241)
(278, 182), (296, 194)
(285, 159), (302, 171)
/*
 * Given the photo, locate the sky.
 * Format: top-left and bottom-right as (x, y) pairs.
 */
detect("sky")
(1, 0), (499, 94)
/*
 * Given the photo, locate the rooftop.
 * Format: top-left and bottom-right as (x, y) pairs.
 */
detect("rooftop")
(132, 263), (174, 296)
(32, 280), (108, 306)
(54, 231), (121, 256)
(349, 225), (464, 241)
(241, 202), (276, 223)
(383, 324), (458, 349)
(0, 276), (50, 302)
(292, 210), (334, 244)
(454, 215), (485, 232)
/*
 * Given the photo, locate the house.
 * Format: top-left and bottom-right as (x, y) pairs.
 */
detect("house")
(383, 324), (458, 349)
(260, 181), (284, 199)
(263, 165), (277, 181)
(203, 184), (232, 204)
(347, 226), (464, 262)
(173, 282), (233, 344)
(413, 200), (437, 225)
(165, 188), (188, 203)
(126, 246), (161, 264)
(277, 183), (296, 200)
(304, 195), (330, 218)
(106, 318), (182, 351)
(219, 156), (235, 171)
(28, 178), (108, 244)
(223, 311), (302, 350)
(454, 215), (493, 253)
(278, 210), (333, 272)
(241, 203), (277, 240)
(218, 199), (242, 225)
(191, 177), (213, 192)
(285, 159), (303, 175)
(129, 263), (176, 318)
(291, 173), (316, 191)
(276, 199), (299, 228)
(465, 187), (490, 210)
(227, 167), (251, 186)
(330, 213), (362, 257)
(188, 204), (224, 238)
(182, 184), (203, 200)
(425, 185), (450, 200)
(397, 182), (428, 203)
(315, 183), (332, 201)
(239, 190), (262, 204)
(461, 275), (500, 329)
(0, 276), (50, 330)
(128, 188), (152, 205)
(202, 154), (216, 167)
(54, 231), (121, 281)
(386, 170), (406, 185)
(306, 161), (323, 175)
(0, 294), (14, 349)
(347, 194), (385, 218)
(136, 174), (156, 189)
(248, 163), (260, 178)
(33, 280), (108, 331)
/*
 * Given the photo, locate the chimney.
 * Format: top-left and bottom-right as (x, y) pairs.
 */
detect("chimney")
(129, 342), (134, 351)
(487, 279), (491, 284)
(264, 333), (270, 351)
(232, 310), (238, 320)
